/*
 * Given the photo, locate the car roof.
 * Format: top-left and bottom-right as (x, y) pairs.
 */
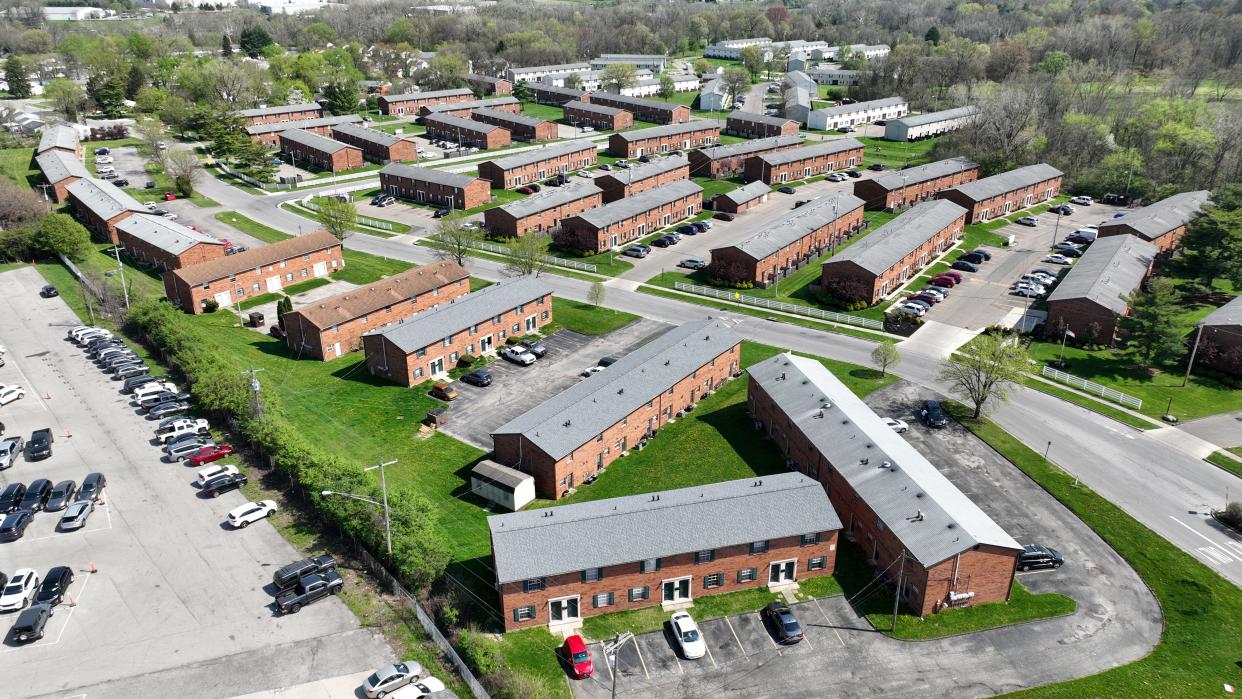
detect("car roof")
(83, 472), (103, 484)
(564, 634), (588, 651)
(44, 565), (70, 580)
(65, 501), (90, 513)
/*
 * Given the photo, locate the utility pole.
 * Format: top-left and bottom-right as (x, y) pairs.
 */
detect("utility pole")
(241, 368), (265, 418)
(111, 244), (130, 311)
(1182, 323), (1204, 387)
(891, 550), (906, 631)
(603, 632), (635, 699)
(365, 458), (398, 556)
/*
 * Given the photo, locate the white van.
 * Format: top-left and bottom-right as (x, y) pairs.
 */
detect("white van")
(156, 418), (209, 444)
(74, 328), (112, 344)
(133, 381), (177, 403)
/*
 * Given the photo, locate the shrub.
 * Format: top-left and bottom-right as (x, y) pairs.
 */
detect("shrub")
(457, 354), (477, 367)
(706, 276), (753, 289)
(457, 628), (503, 676)
(1218, 502), (1242, 530)
(202, 299), (219, 313)
(486, 669), (560, 699)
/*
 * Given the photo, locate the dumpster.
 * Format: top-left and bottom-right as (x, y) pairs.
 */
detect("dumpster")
(248, 311), (265, 328)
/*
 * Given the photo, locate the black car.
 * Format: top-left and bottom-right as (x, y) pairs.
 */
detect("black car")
(10, 604), (52, 643)
(27, 428), (53, 461)
(1059, 247), (1083, 258)
(432, 208), (451, 218)
(777, 186), (796, 194)
(460, 370), (491, 387)
(0, 483), (26, 514)
(845, 170), (862, 178)
(1049, 204), (1073, 215)
(45, 481), (76, 512)
(651, 237), (672, 248)
(113, 178), (129, 187)
(868, 163), (884, 171)
(39, 285), (58, 298)
(526, 341), (548, 358)
(19, 479), (52, 512)
(202, 472), (248, 498)
(677, 224), (697, 235)
(921, 399), (948, 428)
(969, 249), (993, 261)
(958, 252), (987, 265)
(951, 260), (979, 272)
(272, 555), (338, 591)
(103, 359), (144, 374)
(77, 472), (106, 503)
(276, 572), (344, 614)
(761, 602), (805, 644)
(1018, 544), (1064, 571)
(34, 566), (74, 607)
(598, 356), (618, 368)
(122, 374), (161, 393)
(0, 510), (33, 541)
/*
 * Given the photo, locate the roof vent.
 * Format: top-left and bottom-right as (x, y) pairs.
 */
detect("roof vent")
(821, 402), (832, 410)
(665, 360), (670, 366)
(914, 510), (924, 521)
(801, 380), (808, 385)
(947, 523), (956, 529)
(778, 372), (786, 381)
(841, 419), (849, 425)
(617, 388), (624, 395)
(814, 410), (824, 419)
(860, 458), (868, 465)
(915, 492), (924, 498)
(881, 460), (892, 469)
(562, 420), (571, 427)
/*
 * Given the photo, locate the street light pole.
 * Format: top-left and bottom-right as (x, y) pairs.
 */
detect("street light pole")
(603, 632), (635, 699)
(364, 458), (398, 556)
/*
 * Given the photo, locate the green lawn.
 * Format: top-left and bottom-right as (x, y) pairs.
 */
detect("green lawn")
(520, 102), (565, 122)
(548, 299), (637, 335)
(214, 212), (292, 243)
(1206, 451), (1242, 479)
(859, 136), (938, 169)
(546, 245), (634, 276)
(493, 628), (572, 698)
(1019, 377), (1155, 431)
(338, 249), (415, 285)
(0, 146), (37, 188)
(582, 586), (779, 640)
(692, 175), (745, 201)
(237, 277), (333, 310)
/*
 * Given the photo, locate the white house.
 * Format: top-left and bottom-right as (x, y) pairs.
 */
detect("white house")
(884, 106), (979, 142)
(699, 78), (730, 112)
(807, 96), (908, 131)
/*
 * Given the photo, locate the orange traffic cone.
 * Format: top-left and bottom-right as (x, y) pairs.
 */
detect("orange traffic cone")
(66, 429), (72, 438)
(67, 595), (77, 607)
(89, 561), (97, 574)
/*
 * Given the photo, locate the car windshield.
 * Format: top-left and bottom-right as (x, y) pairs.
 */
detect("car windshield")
(783, 618), (802, 633)
(3, 582), (21, 594)
(572, 650), (590, 663)
(681, 629), (700, 643)
(51, 487), (67, 497)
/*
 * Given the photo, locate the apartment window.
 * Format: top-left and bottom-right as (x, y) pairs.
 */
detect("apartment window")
(279, 260), (286, 268)
(415, 348), (426, 358)
(628, 586), (649, 602)
(523, 578), (545, 592)
(301, 269), (308, 277)
(541, 311), (550, 321)
(737, 568), (758, 583)
(808, 556), (827, 571)
(361, 315), (369, 323)
(450, 352), (459, 363)
(694, 550), (715, 564)
(513, 605), (536, 622)
(303, 254), (310, 261)
(443, 337), (451, 347)
(800, 533), (821, 547)
(237, 288), (246, 297)
(592, 592), (615, 609)
(517, 303), (525, 313)
(413, 368), (424, 378)
(470, 324), (478, 334)
(595, 433), (603, 442)
(493, 315), (501, 324)
(640, 558), (660, 573)
(252, 283), (260, 292)
(581, 568), (604, 583)
(750, 541), (768, 555)
(704, 573), (723, 589)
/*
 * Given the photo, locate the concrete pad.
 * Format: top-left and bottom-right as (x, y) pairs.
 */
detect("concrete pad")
(1179, 411), (1242, 449)
(897, 320), (980, 359)
(611, 636), (646, 681)
(604, 278), (640, 292)
(697, 617), (747, 667)
(729, 612), (776, 654)
(228, 670), (371, 699)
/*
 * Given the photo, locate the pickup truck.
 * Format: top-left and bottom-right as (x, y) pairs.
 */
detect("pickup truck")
(272, 555), (338, 591)
(275, 572), (344, 614)
(156, 418), (210, 444)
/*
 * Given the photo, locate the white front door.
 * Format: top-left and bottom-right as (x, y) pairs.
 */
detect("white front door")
(265, 276), (281, 293)
(331, 342), (341, 357)
(769, 560), (797, 584)
(662, 577), (691, 603)
(549, 596), (580, 622)
(213, 291), (232, 307)
(313, 261), (328, 277)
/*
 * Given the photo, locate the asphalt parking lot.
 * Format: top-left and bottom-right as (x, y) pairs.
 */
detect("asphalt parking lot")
(0, 267), (392, 698)
(571, 379), (1160, 698)
(441, 318), (668, 449)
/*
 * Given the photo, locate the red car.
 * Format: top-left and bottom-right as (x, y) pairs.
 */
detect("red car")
(163, 192), (177, 201)
(560, 635), (593, 679)
(941, 270), (963, 283)
(713, 212), (736, 221)
(929, 275), (957, 288)
(186, 444), (234, 467)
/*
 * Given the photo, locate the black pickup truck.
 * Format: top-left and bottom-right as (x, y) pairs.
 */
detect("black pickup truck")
(276, 572), (344, 614)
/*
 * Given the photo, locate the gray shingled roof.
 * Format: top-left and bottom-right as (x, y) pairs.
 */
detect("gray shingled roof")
(891, 106), (978, 128)
(748, 353), (1020, 567)
(758, 138), (864, 167)
(869, 158), (978, 192)
(380, 163), (480, 189)
(823, 200), (967, 275)
(246, 114), (362, 136)
(330, 122), (404, 147)
(424, 113), (504, 134)
(589, 93), (682, 113)
(115, 214), (222, 255)
(367, 276), (553, 354)
(696, 135), (802, 160)
(467, 74), (507, 85)
(472, 460), (531, 491)
(472, 107), (546, 128)
(1202, 295), (1242, 328)
(569, 179), (702, 228)
(482, 141), (597, 171)
(947, 163), (1063, 201)
(492, 319), (741, 461)
(700, 78), (727, 98)
(595, 54), (667, 61)
(598, 154), (687, 184)
(1098, 190), (1212, 241)
(423, 97), (521, 114)
(1046, 234), (1157, 315)
(489, 472), (837, 583)
(279, 128), (356, 153)
(494, 182), (601, 219)
(811, 96), (907, 119)
(728, 112), (797, 129)
(66, 178), (145, 220)
(239, 102), (321, 118)
(36, 149), (90, 183)
(510, 63), (592, 76)
(38, 124), (79, 153)
(718, 181), (771, 206)
(563, 100), (625, 117)
(721, 193), (864, 261)
(383, 88), (472, 102)
(613, 120), (722, 143)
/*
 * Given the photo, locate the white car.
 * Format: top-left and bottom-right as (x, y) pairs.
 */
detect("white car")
(826, 172), (848, 182)
(894, 303), (926, 316)
(576, 171), (593, 178)
(1044, 254), (1073, 265)
(393, 677), (446, 698)
(580, 365), (604, 378)
(580, 126), (595, 132)
(161, 212), (178, 220)
(0, 569), (40, 612)
(0, 385), (25, 406)
(226, 500), (278, 529)
(883, 418), (909, 433)
(1069, 195), (1093, 205)
(670, 611), (706, 660)
(197, 463), (239, 485)
(144, 202), (158, 210)
(95, 155), (114, 164)
(500, 346), (536, 366)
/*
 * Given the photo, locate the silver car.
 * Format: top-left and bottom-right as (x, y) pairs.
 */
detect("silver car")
(164, 437), (215, 462)
(58, 500), (94, 531)
(363, 661), (424, 698)
(0, 436), (23, 469)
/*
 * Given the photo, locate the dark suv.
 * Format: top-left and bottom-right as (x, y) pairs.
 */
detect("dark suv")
(921, 400), (948, 428)
(10, 604), (52, 644)
(19, 479), (53, 512)
(0, 483), (26, 514)
(1018, 544), (1064, 571)
(34, 566), (75, 607)
(27, 428), (53, 461)
(273, 555), (338, 591)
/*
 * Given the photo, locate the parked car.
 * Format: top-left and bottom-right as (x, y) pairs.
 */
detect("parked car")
(122, 375), (162, 393)
(969, 248), (993, 261)
(928, 276), (957, 288)
(33, 566), (74, 607)
(113, 178), (129, 187)
(0, 569), (38, 611)
(951, 260), (979, 272)
(77, 472), (106, 503)
(776, 186), (796, 194)
(826, 172), (848, 182)
(0, 385), (25, 406)
(363, 660), (425, 698)
(1044, 254), (1073, 265)
(678, 258), (707, 270)
(1015, 216), (1038, 227)
(10, 603), (52, 643)
(0, 483), (25, 514)
(273, 555), (338, 591)
(580, 365), (604, 378)
(761, 602), (805, 644)
(1012, 286), (1044, 298)
(1058, 246), (1083, 258)
(677, 224), (697, 235)
(148, 401), (190, 419)
(941, 271), (963, 283)
(0, 511), (32, 541)
(883, 417), (909, 433)
(197, 464), (239, 486)
(1069, 195), (1093, 205)
(1053, 241), (1081, 253)
(560, 634), (594, 680)
(432, 208), (451, 218)
(156, 418), (209, 444)
(201, 472), (247, 498)
(18, 479), (52, 512)
(1049, 204), (1074, 215)
(58, 501), (94, 531)
(651, 236), (673, 248)
(39, 284), (58, 298)
(958, 252), (987, 265)
(868, 162), (884, 171)
(921, 399), (948, 428)
(845, 170), (862, 178)
(275, 572), (344, 614)
(622, 244), (651, 258)
(0, 437), (22, 470)
(905, 298), (932, 311)
(430, 382), (458, 401)
(187, 444), (234, 467)
(226, 500), (278, 529)
(1018, 544), (1064, 571)
(44, 481), (77, 512)
(140, 391), (191, 411)
(460, 370), (491, 387)
(838, 126), (856, 133)
(670, 611), (706, 659)
(713, 212), (736, 221)
(113, 364), (149, 380)
(500, 345), (537, 366)
(516, 185), (537, 195)
(893, 303), (925, 317)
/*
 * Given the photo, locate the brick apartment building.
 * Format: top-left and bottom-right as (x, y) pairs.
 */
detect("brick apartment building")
(490, 474), (840, 632)
(378, 88), (473, 116)
(483, 182), (603, 238)
(492, 319), (742, 499)
(245, 115), (363, 146)
(164, 231), (344, 314)
(1198, 296), (1242, 379)
(467, 73), (513, 95)
(1097, 190), (1212, 253)
(36, 149), (89, 202)
(471, 108), (558, 142)
(420, 97), (522, 119)
(363, 276), (554, 387)
(476, 141), (598, 189)
(557, 179), (703, 252)
(532, 85), (588, 106)
(66, 178), (146, 243)
(37, 124), (81, 156)
(379, 163), (492, 210)
(608, 120), (722, 158)
(852, 157), (980, 211)
(744, 138), (864, 185)
(707, 194), (865, 286)
(819, 200), (967, 304)
(424, 114), (512, 150)
(115, 213), (226, 272)
(238, 103), (323, 127)
(748, 353), (1022, 617)
(936, 163), (1063, 224)
(594, 154), (690, 203)
(283, 260), (469, 361)
(588, 93), (690, 124)
(687, 135), (802, 178)
(563, 100), (633, 131)
(713, 181), (771, 214)
(725, 113), (799, 139)
(279, 129), (365, 172)
(331, 122), (419, 163)
(1045, 234), (1158, 343)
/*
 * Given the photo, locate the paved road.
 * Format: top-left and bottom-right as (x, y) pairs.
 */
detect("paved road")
(0, 268), (394, 699)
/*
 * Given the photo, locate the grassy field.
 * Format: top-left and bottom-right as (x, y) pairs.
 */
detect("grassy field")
(214, 212), (292, 243)
(547, 298), (636, 335)
(492, 627), (571, 698)
(0, 146), (37, 188)
(859, 136), (938, 169)
(692, 175), (745, 201)
(1206, 451), (1242, 478)
(521, 102), (565, 122)
(546, 245), (634, 276)
(1019, 377), (1155, 430)
(236, 277), (333, 310)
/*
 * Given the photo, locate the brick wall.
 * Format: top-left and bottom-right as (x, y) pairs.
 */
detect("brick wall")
(708, 204), (864, 285)
(118, 232), (225, 273)
(477, 147), (597, 189)
(1045, 297), (1124, 345)
(1199, 323), (1242, 378)
(589, 95), (689, 124)
(470, 112), (558, 142)
(820, 210), (963, 304)
(379, 92), (473, 116)
(251, 122), (337, 147)
(47, 175), (81, 203)
(242, 107), (322, 126)
(467, 76), (513, 95)
(279, 135), (364, 172)
(714, 191), (768, 214)
(532, 86), (588, 106)
(166, 244), (344, 314)
(424, 118), (511, 150)
(688, 143), (801, 179)
(1097, 223), (1186, 254)
(937, 176), (1062, 224)
(422, 102), (522, 119)
(564, 102), (633, 131)
(71, 205), (135, 244)
(331, 127), (418, 163)
(608, 124), (720, 158)
(853, 167), (980, 211)
(556, 188), (703, 252)
(380, 171), (492, 210)
(725, 116), (799, 139)
(483, 188), (604, 238)
(596, 163), (690, 203)
(744, 145), (864, 185)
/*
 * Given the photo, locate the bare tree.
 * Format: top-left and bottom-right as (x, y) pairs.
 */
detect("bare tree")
(588, 281), (606, 307)
(0, 178), (47, 227)
(432, 217), (482, 267)
(135, 120), (169, 170)
(938, 333), (1028, 419)
(503, 233), (551, 277)
(871, 341), (900, 377)
(164, 149), (202, 197)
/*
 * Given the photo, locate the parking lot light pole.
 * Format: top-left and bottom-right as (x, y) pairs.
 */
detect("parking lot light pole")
(365, 459), (398, 556)
(321, 481), (392, 557)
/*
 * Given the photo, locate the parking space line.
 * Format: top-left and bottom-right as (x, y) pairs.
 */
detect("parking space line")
(670, 646), (683, 674)
(723, 615), (748, 658)
(17, 502), (114, 544)
(594, 642), (613, 682)
(0, 570), (94, 654)
(631, 636), (651, 680)
(702, 635), (718, 669)
(812, 598), (845, 647)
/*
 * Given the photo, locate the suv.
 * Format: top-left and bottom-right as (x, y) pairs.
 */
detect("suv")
(430, 382), (458, 401)
(921, 400), (948, 428)
(34, 566), (74, 607)
(201, 472), (247, 498)
(10, 604), (53, 644)
(18, 479), (52, 512)
(275, 572), (344, 614)
(27, 428), (53, 461)
(1018, 544), (1064, 571)
(0, 483), (25, 514)
(272, 555), (338, 591)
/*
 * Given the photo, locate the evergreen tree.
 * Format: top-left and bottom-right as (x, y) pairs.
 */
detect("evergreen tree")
(4, 57), (32, 99)
(321, 77), (359, 116)
(1123, 278), (1185, 369)
(126, 64), (145, 100)
(221, 35), (233, 58)
(925, 26), (942, 45)
(86, 69), (127, 118)
(239, 26), (274, 58)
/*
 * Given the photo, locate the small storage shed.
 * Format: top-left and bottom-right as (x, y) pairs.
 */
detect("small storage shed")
(471, 460), (536, 511)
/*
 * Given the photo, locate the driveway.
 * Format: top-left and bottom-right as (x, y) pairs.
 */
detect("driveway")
(0, 267), (393, 698)
(1179, 411), (1242, 449)
(570, 380), (1160, 698)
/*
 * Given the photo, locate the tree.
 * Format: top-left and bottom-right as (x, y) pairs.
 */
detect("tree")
(43, 79), (87, 121)
(276, 295), (292, 327)
(657, 74), (675, 99)
(564, 72), (583, 90)
(418, 51), (469, 91)
(588, 281), (605, 307)
(938, 333), (1028, 418)
(739, 45), (765, 78)
(126, 64), (146, 100)
(924, 26), (942, 46)
(1036, 50), (1072, 76)
(871, 341), (900, 377)
(136, 119), (169, 168)
(432, 217), (482, 266)
(600, 63), (638, 93)
(165, 149), (203, 197)
(0, 179), (46, 229)
(316, 197), (356, 241)
(4, 57), (32, 99)
(693, 59), (711, 76)
(221, 34), (233, 58)
(86, 68), (127, 118)
(386, 489), (451, 589)
(504, 233), (550, 277)
(35, 213), (91, 261)
(239, 26), (274, 58)
(721, 67), (750, 108)
(1179, 207), (1242, 289)
(1123, 277), (1185, 369)
(321, 77), (359, 116)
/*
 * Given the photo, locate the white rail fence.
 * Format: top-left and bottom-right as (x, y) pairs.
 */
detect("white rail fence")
(456, 238), (599, 273)
(1040, 366), (1143, 409)
(300, 197), (399, 231)
(673, 282), (884, 330)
